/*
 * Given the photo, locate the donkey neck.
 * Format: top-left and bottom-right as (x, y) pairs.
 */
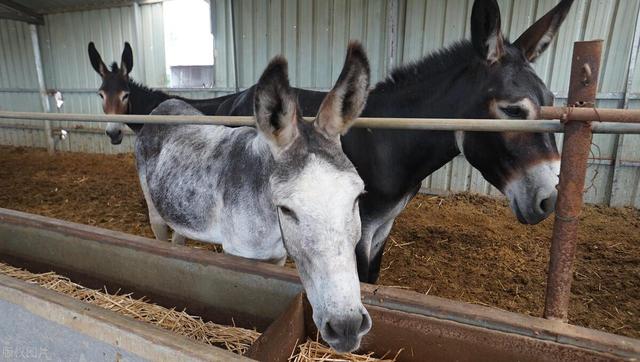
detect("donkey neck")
(346, 42), (489, 199)
(368, 41), (488, 119)
(123, 80), (173, 133)
(128, 80), (173, 115)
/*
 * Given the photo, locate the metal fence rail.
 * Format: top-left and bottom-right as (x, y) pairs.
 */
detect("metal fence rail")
(2, 109), (640, 134)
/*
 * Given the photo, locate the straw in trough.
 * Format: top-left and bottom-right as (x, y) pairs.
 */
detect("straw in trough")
(289, 335), (401, 362)
(0, 262), (260, 355)
(0, 262), (398, 361)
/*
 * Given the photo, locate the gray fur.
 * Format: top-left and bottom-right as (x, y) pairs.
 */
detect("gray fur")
(136, 97), (368, 351)
(134, 46), (372, 353)
(136, 100), (281, 258)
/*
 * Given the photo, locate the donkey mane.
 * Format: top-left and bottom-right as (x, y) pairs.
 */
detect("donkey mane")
(109, 61), (169, 98)
(373, 40), (479, 93)
(129, 81), (172, 103)
(372, 38), (529, 97)
(109, 61), (174, 116)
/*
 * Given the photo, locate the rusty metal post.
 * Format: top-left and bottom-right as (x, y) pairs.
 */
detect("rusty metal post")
(544, 40), (603, 321)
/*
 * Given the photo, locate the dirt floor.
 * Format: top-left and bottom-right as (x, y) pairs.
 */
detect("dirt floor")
(0, 145), (638, 338)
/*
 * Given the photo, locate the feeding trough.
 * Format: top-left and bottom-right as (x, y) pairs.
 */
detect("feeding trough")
(0, 208), (637, 361)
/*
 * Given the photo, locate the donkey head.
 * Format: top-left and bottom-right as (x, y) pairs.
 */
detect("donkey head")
(457, 0), (573, 224)
(88, 42), (133, 145)
(254, 43), (370, 353)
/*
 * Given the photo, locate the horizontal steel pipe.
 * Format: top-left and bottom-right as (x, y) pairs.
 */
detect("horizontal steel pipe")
(590, 122), (640, 134)
(541, 106), (640, 123)
(2, 110), (640, 134)
(0, 111), (255, 127)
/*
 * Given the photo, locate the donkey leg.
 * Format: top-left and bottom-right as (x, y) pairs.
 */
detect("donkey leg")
(367, 217), (396, 284)
(355, 223), (376, 283)
(148, 208), (169, 242)
(138, 171), (169, 242)
(273, 256), (287, 266)
(172, 232), (186, 245)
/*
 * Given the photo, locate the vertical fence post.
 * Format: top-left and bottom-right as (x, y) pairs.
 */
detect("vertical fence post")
(229, 0), (240, 93)
(29, 24), (55, 155)
(544, 40), (603, 321)
(132, 2), (146, 84)
(385, 0), (399, 73)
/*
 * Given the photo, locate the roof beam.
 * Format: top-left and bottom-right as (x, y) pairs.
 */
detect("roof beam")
(0, 11), (39, 24)
(0, 0), (44, 25)
(34, 0), (163, 15)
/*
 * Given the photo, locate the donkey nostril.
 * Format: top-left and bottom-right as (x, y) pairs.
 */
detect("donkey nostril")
(539, 195), (556, 214)
(324, 321), (340, 340)
(359, 313), (371, 333)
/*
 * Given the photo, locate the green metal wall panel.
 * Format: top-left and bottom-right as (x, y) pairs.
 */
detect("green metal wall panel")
(227, 0), (390, 89)
(0, 20), (45, 149)
(0, 20), (38, 89)
(390, 0), (640, 207)
(212, 0), (640, 207)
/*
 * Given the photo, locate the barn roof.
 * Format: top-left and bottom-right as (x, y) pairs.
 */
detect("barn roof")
(0, 0), (161, 24)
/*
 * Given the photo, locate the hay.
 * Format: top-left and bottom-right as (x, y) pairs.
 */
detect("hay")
(0, 262), (398, 361)
(0, 262), (260, 355)
(289, 335), (401, 362)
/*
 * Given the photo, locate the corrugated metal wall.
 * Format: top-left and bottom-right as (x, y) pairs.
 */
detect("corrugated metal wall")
(39, 3), (167, 153)
(215, 0), (392, 89)
(0, 3), (171, 153)
(1, 0), (640, 207)
(0, 19), (46, 148)
(612, 2), (640, 208)
(212, 0), (640, 207)
(393, 0), (640, 208)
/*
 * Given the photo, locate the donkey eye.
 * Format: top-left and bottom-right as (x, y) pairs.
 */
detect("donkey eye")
(98, 92), (104, 99)
(122, 93), (130, 101)
(500, 106), (527, 119)
(278, 206), (298, 222)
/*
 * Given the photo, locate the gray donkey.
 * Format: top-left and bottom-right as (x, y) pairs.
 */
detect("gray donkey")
(135, 43), (371, 353)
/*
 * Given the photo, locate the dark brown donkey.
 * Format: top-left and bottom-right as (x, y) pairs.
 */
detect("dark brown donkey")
(88, 42), (235, 144)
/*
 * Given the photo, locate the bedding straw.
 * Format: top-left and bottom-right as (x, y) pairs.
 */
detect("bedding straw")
(0, 262), (397, 361)
(0, 262), (259, 355)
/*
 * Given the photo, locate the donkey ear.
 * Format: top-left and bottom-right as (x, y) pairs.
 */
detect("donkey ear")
(120, 42), (134, 75)
(514, 0), (574, 62)
(470, 0), (505, 65)
(315, 41), (370, 139)
(88, 42), (108, 77)
(254, 56), (299, 152)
